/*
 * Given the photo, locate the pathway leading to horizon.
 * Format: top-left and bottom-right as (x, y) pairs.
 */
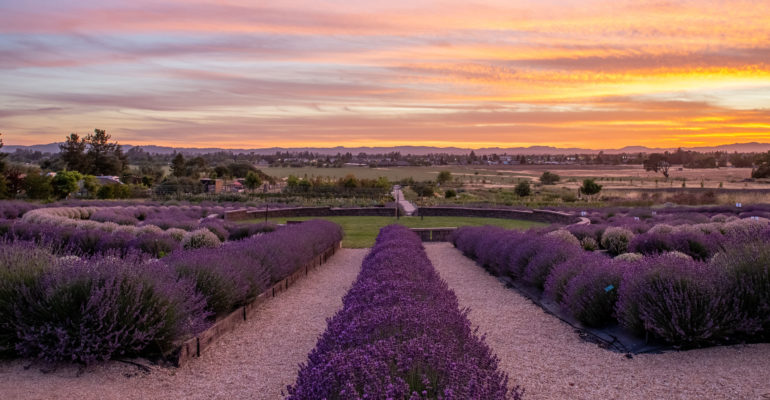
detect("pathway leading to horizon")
(392, 185), (417, 216)
(0, 249), (366, 400)
(425, 242), (770, 400)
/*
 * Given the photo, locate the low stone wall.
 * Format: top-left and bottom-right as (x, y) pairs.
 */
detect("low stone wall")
(411, 227), (457, 242)
(225, 206), (395, 221)
(172, 242), (341, 367)
(417, 207), (579, 225)
(225, 206), (579, 224)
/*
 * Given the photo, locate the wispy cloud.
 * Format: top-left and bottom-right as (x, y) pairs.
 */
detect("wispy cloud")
(1, 0), (768, 147)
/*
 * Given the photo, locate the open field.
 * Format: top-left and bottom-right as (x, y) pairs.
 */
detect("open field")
(245, 215), (545, 248)
(261, 165), (766, 189)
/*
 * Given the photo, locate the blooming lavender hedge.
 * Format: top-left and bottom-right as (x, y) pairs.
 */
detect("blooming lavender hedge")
(288, 225), (520, 399)
(166, 220), (342, 317)
(452, 224), (770, 347)
(0, 220), (342, 364)
(1, 245), (209, 364)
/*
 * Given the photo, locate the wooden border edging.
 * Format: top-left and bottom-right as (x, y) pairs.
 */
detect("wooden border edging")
(172, 241), (341, 367)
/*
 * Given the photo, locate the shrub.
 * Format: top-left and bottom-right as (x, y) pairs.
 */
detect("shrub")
(181, 229), (221, 250)
(545, 229), (580, 247)
(544, 251), (607, 303)
(601, 227), (634, 256)
(629, 230), (720, 261)
(514, 181), (531, 197)
(540, 171), (560, 185)
(167, 245), (269, 317)
(580, 237), (598, 251)
(562, 259), (624, 327)
(165, 228), (187, 241)
(616, 254), (738, 346)
(0, 242), (55, 355)
(227, 222), (278, 241)
(11, 255), (208, 364)
(710, 242), (770, 336)
(567, 223), (605, 242)
(523, 237), (581, 289)
(614, 252), (643, 262)
(128, 233), (179, 258)
(199, 219), (229, 242)
(288, 225), (516, 399)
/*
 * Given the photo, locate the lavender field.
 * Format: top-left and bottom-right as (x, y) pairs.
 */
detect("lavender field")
(0, 200), (342, 364)
(1, 200), (769, 399)
(452, 205), (770, 348)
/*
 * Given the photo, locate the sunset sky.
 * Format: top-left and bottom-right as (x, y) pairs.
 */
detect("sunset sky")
(1, 0), (769, 149)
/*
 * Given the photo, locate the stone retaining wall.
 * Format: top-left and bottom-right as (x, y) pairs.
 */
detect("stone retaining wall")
(225, 206), (395, 221)
(226, 206), (579, 224)
(417, 207), (579, 224)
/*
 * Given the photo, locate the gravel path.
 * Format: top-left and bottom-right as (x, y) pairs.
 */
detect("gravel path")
(426, 243), (770, 400)
(0, 249), (366, 400)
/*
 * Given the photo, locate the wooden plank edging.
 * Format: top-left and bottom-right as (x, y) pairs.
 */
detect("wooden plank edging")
(172, 241), (340, 367)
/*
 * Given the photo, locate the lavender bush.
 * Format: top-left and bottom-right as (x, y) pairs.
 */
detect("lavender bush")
(288, 225), (519, 399)
(562, 259), (624, 327)
(166, 220), (341, 317)
(0, 242), (55, 355)
(710, 241), (770, 337)
(11, 255), (209, 364)
(544, 251), (607, 304)
(615, 254), (739, 346)
(600, 227), (634, 256)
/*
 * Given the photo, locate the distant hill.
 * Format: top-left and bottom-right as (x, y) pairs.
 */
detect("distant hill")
(4, 142), (770, 156)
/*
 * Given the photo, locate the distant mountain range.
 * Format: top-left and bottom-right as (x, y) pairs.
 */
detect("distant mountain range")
(4, 142), (770, 156)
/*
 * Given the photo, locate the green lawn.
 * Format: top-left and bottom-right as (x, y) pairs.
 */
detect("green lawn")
(244, 216), (544, 248)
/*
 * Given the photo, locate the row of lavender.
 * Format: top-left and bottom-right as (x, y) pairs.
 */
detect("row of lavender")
(288, 225), (521, 399)
(1, 203), (282, 257)
(0, 220), (342, 364)
(1, 217), (277, 257)
(452, 224), (770, 347)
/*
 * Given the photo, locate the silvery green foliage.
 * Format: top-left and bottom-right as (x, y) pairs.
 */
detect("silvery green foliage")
(181, 229), (221, 250)
(600, 227), (634, 256)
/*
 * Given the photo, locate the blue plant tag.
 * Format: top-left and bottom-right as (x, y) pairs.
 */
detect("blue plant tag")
(604, 284), (615, 292)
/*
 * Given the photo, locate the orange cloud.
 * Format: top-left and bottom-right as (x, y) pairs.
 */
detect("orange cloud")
(1, 0), (768, 148)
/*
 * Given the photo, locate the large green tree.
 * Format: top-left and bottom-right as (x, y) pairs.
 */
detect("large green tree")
(752, 152), (770, 179)
(244, 171), (262, 191)
(51, 170), (83, 199)
(24, 172), (52, 200)
(580, 179), (602, 198)
(643, 153), (671, 179)
(171, 153), (186, 177)
(59, 133), (87, 172)
(85, 129), (126, 176)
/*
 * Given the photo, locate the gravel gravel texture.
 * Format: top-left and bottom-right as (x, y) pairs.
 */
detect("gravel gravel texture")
(0, 249), (366, 400)
(425, 242), (770, 400)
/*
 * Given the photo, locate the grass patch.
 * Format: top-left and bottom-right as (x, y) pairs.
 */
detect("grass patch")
(242, 216), (544, 248)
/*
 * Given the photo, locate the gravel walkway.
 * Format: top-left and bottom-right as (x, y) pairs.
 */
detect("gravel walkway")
(0, 249), (366, 400)
(426, 243), (770, 400)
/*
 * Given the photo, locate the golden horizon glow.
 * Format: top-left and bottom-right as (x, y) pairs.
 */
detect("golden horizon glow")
(1, 0), (769, 149)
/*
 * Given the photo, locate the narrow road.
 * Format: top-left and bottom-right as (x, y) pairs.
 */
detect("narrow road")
(0, 249), (367, 400)
(392, 185), (417, 216)
(425, 242), (770, 400)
